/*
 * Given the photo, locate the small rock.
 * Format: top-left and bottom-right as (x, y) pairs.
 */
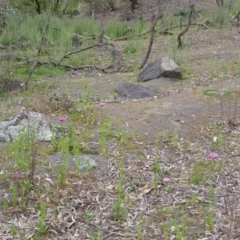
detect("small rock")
(72, 10), (80, 16)
(72, 36), (82, 48)
(138, 58), (182, 82)
(114, 82), (155, 99)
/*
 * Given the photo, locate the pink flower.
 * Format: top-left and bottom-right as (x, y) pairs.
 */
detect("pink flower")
(21, 107), (26, 111)
(163, 178), (171, 184)
(12, 91), (17, 94)
(99, 102), (105, 107)
(17, 114), (21, 118)
(208, 152), (219, 159)
(59, 116), (67, 122)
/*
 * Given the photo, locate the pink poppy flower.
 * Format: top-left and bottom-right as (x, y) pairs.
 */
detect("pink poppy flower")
(208, 152), (219, 159)
(59, 116), (67, 122)
(21, 107), (26, 111)
(163, 178), (171, 184)
(99, 102), (105, 107)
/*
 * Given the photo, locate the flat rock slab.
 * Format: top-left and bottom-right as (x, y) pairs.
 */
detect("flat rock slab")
(46, 153), (108, 177)
(138, 58), (182, 82)
(0, 111), (64, 142)
(114, 82), (155, 99)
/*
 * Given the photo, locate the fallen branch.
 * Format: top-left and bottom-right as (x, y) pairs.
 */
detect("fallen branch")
(112, 29), (152, 41)
(57, 43), (114, 65)
(160, 18), (209, 34)
(11, 43), (122, 73)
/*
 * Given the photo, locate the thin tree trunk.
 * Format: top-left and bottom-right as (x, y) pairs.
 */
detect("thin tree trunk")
(35, 0), (41, 14)
(177, 4), (194, 48)
(139, 1), (160, 69)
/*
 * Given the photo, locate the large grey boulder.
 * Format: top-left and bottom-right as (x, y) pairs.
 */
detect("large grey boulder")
(0, 111), (63, 142)
(138, 58), (182, 82)
(114, 82), (155, 99)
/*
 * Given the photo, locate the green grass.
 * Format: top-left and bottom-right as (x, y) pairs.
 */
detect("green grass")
(190, 160), (225, 184)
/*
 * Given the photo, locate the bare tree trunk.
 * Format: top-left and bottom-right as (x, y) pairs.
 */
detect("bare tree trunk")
(35, 0), (41, 14)
(25, 15), (50, 90)
(54, 0), (60, 12)
(98, 6), (108, 44)
(62, 0), (69, 15)
(234, 10), (240, 27)
(216, 0), (224, 7)
(177, 4), (194, 48)
(130, 0), (138, 13)
(139, 0), (164, 69)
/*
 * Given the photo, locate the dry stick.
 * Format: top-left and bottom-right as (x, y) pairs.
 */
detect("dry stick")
(177, 4), (194, 48)
(57, 43), (111, 64)
(24, 15), (50, 90)
(139, 0), (166, 69)
(14, 43), (119, 72)
(161, 18), (209, 33)
(113, 29), (151, 41)
(139, 17), (158, 69)
(139, 1), (160, 69)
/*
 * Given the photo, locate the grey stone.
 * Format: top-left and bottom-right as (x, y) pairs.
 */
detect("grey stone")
(114, 82), (155, 99)
(72, 10), (80, 16)
(72, 36), (82, 48)
(0, 111), (63, 142)
(46, 153), (108, 176)
(138, 58), (182, 82)
(0, 79), (23, 92)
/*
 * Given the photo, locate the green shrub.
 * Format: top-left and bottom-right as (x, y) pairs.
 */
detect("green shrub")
(105, 20), (128, 39)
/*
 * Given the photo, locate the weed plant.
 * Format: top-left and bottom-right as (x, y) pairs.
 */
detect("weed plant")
(190, 160), (224, 184)
(38, 204), (47, 234)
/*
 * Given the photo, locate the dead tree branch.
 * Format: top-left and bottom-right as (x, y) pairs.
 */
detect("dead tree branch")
(177, 4), (194, 48)
(139, 0), (165, 69)
(25, 14), (50, 90)
(113, 29), (152, 41)
(161, 18), (209, 34)
(10, 43), (121, 73)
